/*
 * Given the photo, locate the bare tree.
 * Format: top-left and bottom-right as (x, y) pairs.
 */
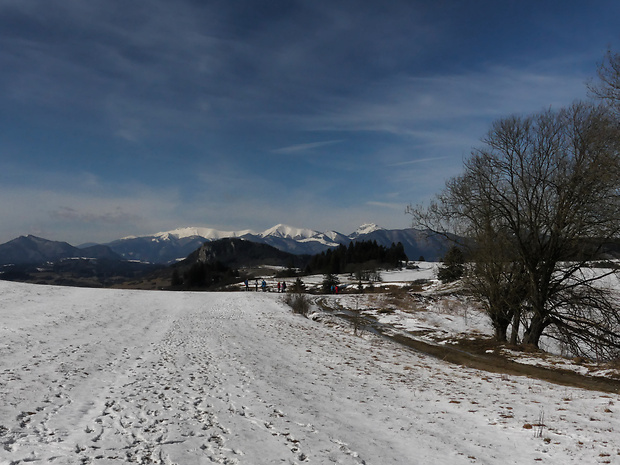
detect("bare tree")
(465, 229), (529, 344)
(589, 49), (620, 115)
(410, 102), (620, 358)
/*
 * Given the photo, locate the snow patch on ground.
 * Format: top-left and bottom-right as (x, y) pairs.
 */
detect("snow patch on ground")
(0, 280), (619, 464)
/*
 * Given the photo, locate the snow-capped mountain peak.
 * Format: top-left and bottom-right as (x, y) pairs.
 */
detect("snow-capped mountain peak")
(152, 227), (255, 241)
(351, 223), (383, 237)
(259, 224), (320, 240)
(323, 230), (349, 242)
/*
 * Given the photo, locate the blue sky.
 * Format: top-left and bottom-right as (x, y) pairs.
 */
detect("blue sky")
(1, 0), (619, 245)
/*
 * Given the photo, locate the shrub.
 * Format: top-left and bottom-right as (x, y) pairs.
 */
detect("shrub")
(437, 246), (465, 283)
(285, 292), (311, 317)
(290, 277), (306, 293)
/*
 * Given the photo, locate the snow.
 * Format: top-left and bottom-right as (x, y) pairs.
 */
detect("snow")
(288, 261), (437, 291)
(350, 223), (383, 238)
(1, 280), (619, 464)
(323, 230), (346, 241)
(154, 227), (256, 241)
(298, 234), (340, 247)
(124, 222), (389, 244)
(258, 224), (320, 240)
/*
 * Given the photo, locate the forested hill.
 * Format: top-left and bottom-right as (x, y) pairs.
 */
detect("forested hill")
(305, 240), (407, 274)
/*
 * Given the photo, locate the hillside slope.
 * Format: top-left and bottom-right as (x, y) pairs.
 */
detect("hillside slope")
(1, 281), (618, 463)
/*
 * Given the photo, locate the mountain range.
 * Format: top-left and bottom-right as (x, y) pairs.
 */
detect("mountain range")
(0, 235), (122, 265)
(0, 224), (451, 271)
(0, 235), (160, 287)
(99, 223), (449, 264)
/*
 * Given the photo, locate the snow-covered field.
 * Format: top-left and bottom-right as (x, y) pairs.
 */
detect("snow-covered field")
(1, 280), (619, 464)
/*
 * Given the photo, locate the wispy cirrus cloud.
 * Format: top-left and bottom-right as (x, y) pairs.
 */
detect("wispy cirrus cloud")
(366, 201), (404, 211)
(0, 175), (184, 244)
(272, 139), (344, 155)
(304, 62), (591, 138)
(51, 206), (142, 225)
(388, 156), (452, 167)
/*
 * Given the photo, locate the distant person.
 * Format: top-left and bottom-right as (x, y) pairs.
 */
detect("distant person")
(261, 280), (267, 292)
(244, 279), (249, 291)
(255, 279), (259, 292)
(277, 282), (281, 293)
(282, 281), (287, 293)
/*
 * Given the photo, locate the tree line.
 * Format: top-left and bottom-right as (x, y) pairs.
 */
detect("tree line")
(304, 240), (408, 275)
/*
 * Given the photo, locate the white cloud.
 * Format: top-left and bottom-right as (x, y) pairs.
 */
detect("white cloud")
(272, 139), (344, 155)
(0, 179), (183, 245)
(366, 201), (404, 211)
(304, 61), (590, 137)
(388, 156), (452, 167)
(51, 206), (142, 225)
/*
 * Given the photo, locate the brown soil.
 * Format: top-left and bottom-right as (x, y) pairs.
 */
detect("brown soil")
(315, 297), (620, 394)
(388, 333), (620, 394)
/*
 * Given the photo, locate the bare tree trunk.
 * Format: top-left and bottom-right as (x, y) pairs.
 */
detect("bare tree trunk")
(522, 314), (546, 348)
(493, 322), (508, 343)
(509, 306), (521, 345)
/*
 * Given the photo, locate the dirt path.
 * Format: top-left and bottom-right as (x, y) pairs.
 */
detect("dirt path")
(389, 333), (620, 394)
(315, 297), (620, 394)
